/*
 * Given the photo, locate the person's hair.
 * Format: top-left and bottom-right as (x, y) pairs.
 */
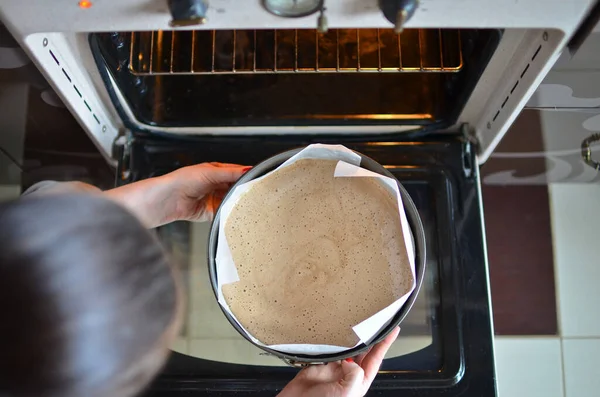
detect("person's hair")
(0, 194), (180, 397)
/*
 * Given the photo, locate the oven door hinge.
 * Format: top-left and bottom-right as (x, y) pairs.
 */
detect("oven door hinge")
(460, 124), (478, 179)
(280, 358), (326, 368)
(113, 131), (134, 186)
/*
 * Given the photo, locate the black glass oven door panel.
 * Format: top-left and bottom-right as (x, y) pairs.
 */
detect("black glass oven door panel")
(118, 135), (495, 396)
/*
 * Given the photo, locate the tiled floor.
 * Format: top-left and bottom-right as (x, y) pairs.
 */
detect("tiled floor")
(493, 183), (600, 397)
(483, 185), (557, 335)
(494, 337), (564, 397)
(550, 184), (600, 338)
(562, 339), (600, 397)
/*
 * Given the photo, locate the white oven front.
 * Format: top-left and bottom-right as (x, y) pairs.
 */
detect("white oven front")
(0, 0), (596, 164)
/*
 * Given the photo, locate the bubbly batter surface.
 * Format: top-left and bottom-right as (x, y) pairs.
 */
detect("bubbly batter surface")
(223, 159), (413, 347)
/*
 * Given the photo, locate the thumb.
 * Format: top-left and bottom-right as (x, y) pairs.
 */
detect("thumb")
(339, 360), (365, 396)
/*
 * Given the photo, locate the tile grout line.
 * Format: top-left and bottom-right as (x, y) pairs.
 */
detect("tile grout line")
(551, 185), (568, 397)
(548, 184), (564, 338)
(494, 335), (561, 340)
(559, 338), (567, 397)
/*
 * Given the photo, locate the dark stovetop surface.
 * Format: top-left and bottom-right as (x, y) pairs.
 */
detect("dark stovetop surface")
(121, 134), (495, 397)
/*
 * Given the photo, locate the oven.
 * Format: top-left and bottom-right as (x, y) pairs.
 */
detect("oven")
(1, 1), (598, 396)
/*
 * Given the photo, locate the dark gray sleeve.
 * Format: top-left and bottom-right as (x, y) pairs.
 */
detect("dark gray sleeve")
(22, 181), (101, 197)
(21, 181), (61, 197)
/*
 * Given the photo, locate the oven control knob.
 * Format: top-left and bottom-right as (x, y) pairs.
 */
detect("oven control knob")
(379, 0), (419, 33)
(168, 0), (209, 27)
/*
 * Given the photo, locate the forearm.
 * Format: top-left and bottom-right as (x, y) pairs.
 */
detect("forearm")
(103, 163), (246, 228)
(103, 174), (177, 228)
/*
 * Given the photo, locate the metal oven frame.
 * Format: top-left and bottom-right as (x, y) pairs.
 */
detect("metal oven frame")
(0, 0), (597, 165)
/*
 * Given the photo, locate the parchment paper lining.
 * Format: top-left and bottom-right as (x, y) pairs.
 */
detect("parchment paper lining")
(215, 144), (416, 355)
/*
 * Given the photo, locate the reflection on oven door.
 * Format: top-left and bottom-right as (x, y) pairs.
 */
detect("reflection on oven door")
(161, 221), (432, 367)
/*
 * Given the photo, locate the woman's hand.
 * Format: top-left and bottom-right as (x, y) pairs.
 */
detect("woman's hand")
(278, 327), (400, 397)
(104, 163), (249, 228)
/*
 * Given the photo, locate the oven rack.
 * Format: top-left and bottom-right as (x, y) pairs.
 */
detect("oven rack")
(128, 28), (463, 75)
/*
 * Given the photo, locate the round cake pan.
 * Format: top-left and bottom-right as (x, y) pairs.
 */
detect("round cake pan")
(208, 147), (426, 365)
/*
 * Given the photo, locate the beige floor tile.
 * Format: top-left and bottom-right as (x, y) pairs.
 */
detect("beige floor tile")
(550, 184), (600, 337)
(494, 337), (563, 397)
(562, 338), (600, 397)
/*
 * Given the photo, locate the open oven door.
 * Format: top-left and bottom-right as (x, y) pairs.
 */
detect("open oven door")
(114, 133), (495, 397)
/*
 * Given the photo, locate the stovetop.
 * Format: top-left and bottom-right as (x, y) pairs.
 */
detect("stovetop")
(119, 134), (495, 396)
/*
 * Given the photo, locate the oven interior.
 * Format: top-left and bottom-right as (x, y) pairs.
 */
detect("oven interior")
(92, 28), (500, 131)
